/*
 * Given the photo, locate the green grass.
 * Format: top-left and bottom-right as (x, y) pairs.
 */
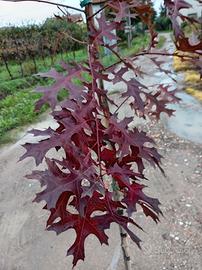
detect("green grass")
(0, 34), (150, 145)
(0, 89), (46, 144)
(101, 35), (149, 67)
(0, 49), (88, 82)
(0, 78), (32, 98)
(157, 30), (172, 33)
(156, 35), (166, 49)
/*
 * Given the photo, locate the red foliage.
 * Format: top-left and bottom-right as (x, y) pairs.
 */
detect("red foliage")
(165, 0), (202, 52)
(18, 0), (201, 267)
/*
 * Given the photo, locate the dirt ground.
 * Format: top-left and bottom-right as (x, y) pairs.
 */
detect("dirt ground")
(0, 118), (202, 270)
(130, 121), (202, 270)
(0, 34), (202, 270)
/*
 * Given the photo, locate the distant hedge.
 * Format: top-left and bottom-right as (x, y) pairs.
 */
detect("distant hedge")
(0, 17), (87, 64)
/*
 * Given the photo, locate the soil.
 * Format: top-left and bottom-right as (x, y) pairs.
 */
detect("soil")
(129, 121), (202, 270)
(0, 118), (201, 270)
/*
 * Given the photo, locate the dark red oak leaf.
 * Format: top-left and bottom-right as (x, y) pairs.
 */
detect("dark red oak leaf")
(122, 78), (147, 113)
(90, 13), (120, 45)
(35, 64), (85, 110)
(122, 183), (162, 217)
(18, 1), (202, 267)
(27, 157), (100, 209)
(165, 0), (202, 53)
(107, 1), (132, 23)
(105, 116), (154, 157)
(47, 202), (108, 267)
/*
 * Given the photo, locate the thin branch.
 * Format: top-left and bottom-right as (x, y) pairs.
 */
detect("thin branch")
(87, 4), (107, 20)
(3, 0), (85, 13)
(103, 44), (133, 70)
(57, 5), (68, 16)
(53, 8), (87, 45)
(132, 51), (201, 58)
(113, 97), (130, 115)
(103, 51), (199, 72)
(103, 59), (122, 72)
(65, 32), (87, 45)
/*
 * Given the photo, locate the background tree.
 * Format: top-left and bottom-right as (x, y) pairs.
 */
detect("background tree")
(0, 17), (87, 74)
(155, 4), (172, 31)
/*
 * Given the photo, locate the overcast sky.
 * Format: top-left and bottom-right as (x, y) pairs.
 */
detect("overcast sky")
(0, 0), (163, 27)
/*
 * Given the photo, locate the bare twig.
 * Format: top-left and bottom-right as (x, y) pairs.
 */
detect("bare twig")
(65, 32), (87, 45)
(87, 4), (107, 20)
(103, 51), (199, 72)
(2, 0), (85, 13)
(115, 194), (132, 270)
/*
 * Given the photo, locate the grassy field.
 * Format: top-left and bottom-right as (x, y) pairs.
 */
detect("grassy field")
(0, 48), (89, 144)
(0, 34), (166, 145)
(156, 35), (166, 49)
